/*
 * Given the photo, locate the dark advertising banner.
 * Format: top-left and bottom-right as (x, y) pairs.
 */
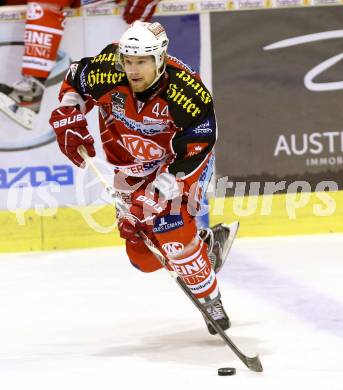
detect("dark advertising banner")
(211, 7), (343, 194)
(156, 14), (200, 72)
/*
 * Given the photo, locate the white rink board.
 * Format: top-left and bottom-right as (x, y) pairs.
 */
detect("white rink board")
(0, 233), (342, 390)
(0, 16), (128, 210)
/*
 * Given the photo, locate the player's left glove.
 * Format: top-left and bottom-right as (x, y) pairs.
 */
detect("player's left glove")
(151, 172), (181, 201)
(115, 0), (160, 24)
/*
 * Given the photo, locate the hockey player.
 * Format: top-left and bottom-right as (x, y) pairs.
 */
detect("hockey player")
(0, 0), (161, 128)
(49, 21), (238, 335)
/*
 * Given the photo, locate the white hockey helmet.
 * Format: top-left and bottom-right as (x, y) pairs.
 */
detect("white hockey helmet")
(117, 21), (169, 78)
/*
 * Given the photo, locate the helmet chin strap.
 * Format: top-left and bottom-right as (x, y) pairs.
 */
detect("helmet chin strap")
(151, 54), (167, 86)
(143, 54), (167, 90)
(145, 65), (165, 90)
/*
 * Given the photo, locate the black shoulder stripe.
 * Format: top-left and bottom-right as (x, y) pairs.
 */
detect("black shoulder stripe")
(66, 43), (128, 100)
(163, 66), (213, 129)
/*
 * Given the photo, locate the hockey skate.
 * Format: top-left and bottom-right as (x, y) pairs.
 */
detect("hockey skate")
(202, 296), (231, 335)
(200, 221), (240, 274)
(0, 76), (44, 129)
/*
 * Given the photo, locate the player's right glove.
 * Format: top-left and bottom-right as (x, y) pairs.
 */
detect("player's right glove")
(115, 0), (160, 24)
(49, 106), (95, 167)
(118, 189), (166, 243)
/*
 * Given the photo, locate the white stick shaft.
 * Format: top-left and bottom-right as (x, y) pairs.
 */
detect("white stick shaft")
(77, 145), (127, 213)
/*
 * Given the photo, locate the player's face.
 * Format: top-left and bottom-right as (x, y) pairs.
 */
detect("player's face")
(123, 55), (157, 92)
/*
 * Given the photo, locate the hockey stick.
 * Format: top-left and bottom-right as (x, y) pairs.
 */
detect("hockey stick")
(78, 146), (263, 372)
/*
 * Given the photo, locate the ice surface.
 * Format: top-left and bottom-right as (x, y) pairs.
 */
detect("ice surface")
(0, 234), (342, 390)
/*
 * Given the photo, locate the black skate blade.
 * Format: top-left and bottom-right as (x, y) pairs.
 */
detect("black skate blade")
(214, 221), (240, 273)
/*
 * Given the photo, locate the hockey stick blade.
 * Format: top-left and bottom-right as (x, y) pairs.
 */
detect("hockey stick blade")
(173, 273), (263, 372)
(245, 355), (263, 372)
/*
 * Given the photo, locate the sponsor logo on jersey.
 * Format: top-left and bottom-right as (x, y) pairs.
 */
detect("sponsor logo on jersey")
(111, 91), (127, 113)
(143, 116), (170, 126)
(187, 143), (208, 157)
(186, 271), (214, 290)
(79, 65), (88, 93)
(27, 2), (44, 20)
(115, 160), (161, 176)
(87, 69), (125, 88)
(162, 242), (185, 256)
(192, 119), (213, 135)
(172, 254), (208, 278)
(196, 153), (215, 203)
(175, 70), (212, 104)
(153, 215), (184, 233)
(22, 57), (52, 72)
(166, 83), (202, 117)
(24, 31), (52, 46)
(121, 135), (166, 161)
(90, 52), (117, 66)
(112, 110), (169, 136)
(198, 153), (214, 184)
(24, 30), (54, 59)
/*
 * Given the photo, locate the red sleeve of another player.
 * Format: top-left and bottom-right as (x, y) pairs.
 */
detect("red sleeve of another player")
(22, 2), (68, 79)
(115, 0), (161, 24)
